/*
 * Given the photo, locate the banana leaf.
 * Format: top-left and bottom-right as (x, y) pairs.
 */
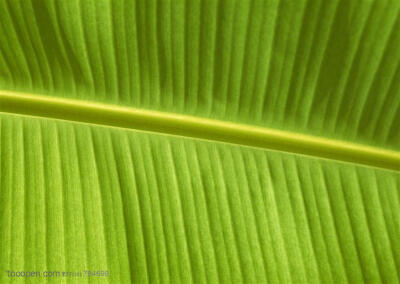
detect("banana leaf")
(1, 0), (400, 283)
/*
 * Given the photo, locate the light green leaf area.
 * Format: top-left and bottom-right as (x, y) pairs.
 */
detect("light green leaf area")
(1, 0), (400, 283)
(1, 114), (400, 284)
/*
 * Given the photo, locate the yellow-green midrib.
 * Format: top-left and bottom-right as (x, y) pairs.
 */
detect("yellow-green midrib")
(1, 90), (399, 172)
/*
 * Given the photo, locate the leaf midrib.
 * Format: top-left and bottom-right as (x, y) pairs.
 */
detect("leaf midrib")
(0, 90), (399, 172)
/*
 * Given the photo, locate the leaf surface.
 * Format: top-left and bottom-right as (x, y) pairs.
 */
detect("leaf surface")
(0, 0), (400, 283)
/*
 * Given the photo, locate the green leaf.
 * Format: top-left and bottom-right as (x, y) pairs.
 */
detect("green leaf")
(1, 0), (400, 283)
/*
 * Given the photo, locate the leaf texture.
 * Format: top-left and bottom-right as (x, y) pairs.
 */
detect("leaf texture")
(1, 0), (400, 283)
(0, 0), (400, 149)
(1, 114), (400, 283)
